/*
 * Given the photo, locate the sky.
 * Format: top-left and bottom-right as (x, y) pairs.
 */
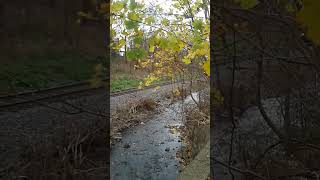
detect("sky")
(139, 0), (206, 19)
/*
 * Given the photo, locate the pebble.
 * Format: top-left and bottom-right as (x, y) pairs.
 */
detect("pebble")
(123, 144), (130, 148)
(165, 147), (170, 151)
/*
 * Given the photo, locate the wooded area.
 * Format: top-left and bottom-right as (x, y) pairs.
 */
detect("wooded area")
(212, 0), (320, 179)
(0, 0), (319, 179)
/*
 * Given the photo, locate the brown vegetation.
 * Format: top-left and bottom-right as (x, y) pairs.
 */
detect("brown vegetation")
(110, 97), (159, 143)
(212, 1), (320, 179)
(1, 117), (107, 180)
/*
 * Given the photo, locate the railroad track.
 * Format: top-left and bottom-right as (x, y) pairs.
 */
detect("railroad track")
(0, 79), (177, 109)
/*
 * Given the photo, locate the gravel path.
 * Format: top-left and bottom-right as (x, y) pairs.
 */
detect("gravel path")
(0, 88), (108, 179)
(110, 82), (183, 112)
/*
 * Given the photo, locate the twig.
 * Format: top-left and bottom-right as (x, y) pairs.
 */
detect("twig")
(212, 157), (266, 180)
(228, 29), (237, 180)
(254, 141), (282, 168)
(63, 101), (108, 118)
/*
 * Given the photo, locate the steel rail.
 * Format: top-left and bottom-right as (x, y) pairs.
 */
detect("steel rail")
(0, 78), (108, 98)
(0, 80), (179, 109)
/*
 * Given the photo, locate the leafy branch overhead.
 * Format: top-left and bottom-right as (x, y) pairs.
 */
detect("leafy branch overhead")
(108, 0), (319, 86)
(110, 0), (210, 83)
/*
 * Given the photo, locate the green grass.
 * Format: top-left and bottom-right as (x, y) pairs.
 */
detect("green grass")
(111, 77), (141, 92)
(111, 76), (170, 92)
(0, 48), (170, 94)
(0, 51), (104, 94)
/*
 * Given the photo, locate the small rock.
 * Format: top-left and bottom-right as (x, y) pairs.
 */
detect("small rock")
(178, 140), (182, 142)
(161, 142), (165, 144)
(140, 122), (145, 125)
(165, 147), (170, 152)
(123, 144), (130, 148)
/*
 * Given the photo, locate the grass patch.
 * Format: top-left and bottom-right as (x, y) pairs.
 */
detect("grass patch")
(0, 50), (171, 94)
(111, 77), (141, 92)
(0, 51), (104, 94)
(111, 76), (171, 92)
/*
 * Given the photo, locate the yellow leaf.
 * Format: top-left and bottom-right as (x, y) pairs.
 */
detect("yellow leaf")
(195, 48), (207, 56)
(111, 1), (124, 13)
(174, 89), (180, 96)
(297, 0), (320, 45)
(202, 59), (210, 76)
(118, 39), (126, 48)
(178, 41), (185, 50)
(149, 45), (155, 52)
(153, 86), (160, 92)
(138, 82), (143, 89)
(128, 12), (139, 21)
(183, 57), (191, 65)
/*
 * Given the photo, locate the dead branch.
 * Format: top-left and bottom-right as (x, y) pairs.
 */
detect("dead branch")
(212, 157), (267, 180)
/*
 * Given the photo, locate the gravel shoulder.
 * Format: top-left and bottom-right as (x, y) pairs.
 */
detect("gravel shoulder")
(0, 81), (184, 179)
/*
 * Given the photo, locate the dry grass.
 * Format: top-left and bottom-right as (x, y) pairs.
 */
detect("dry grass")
(178, 87), (210, 167)
(1, 118), (107, 180)
(161, 85), (190, 104)
(111, 60), (146, 81)
(177, 107), (209, 168)
(110, 98), (158, 142)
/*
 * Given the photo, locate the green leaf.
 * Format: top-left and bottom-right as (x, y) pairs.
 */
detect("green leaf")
(125, 20), (138, 29)
(192, 19), (204, 30)
(133, 36), (144, 45)
(122, 30), (130, 36)
(127, 48), (147, 60)
(128, 12), (139, 21)
(149, 36), (156, 52)
(145, 16), (155, 25)
(116, 39), (126, 49)
(111, 1), (125, 13)
(159, 38), (169, 48)
(168, 36), (180, 51)
(161, 19), (169, 26)
(129, 0), (137, 10)
(235, 0), (259, 9)
(285, 3), (296, 12)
